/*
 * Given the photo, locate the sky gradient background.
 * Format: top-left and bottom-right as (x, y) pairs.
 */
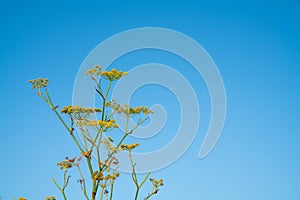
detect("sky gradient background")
(0, 0), (300, 199)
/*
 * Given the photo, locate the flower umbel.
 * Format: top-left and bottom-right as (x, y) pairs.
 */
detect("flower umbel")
(150, 178), (164, 187)
(57, 157), (76, 170)
(60, 106), (101, 115)
(120, 143), (140, 151)
(85, 119), (118, 129)
(45, 196), (56, 200)
(86, 65), (128, 81)
(106, 100), (153, 117)
(28, 77), (49, 89)
(144, 178), (164, 199)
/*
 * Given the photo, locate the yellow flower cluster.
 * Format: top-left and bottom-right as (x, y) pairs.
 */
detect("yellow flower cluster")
(86, 65), (128, 81)
(18, 198), (27, 200)
(101, 68), (128, 81)
(81, 151), (92, 158)
(104, 170), (120, 181)
(57, 157), (76, 170)
(120, 143), (140, 151)
(129, 106), (153, 115)
(150, 178), (164, 187)
(28, 78), (49, 89)
(45, 196), (56, 200)
(92, 170), (120, 181)
(60, 106), (101, 115)
(106, 100), (153, 116)
(147, 178), (164, 196)
(86, 119), (118, 129)
(92, 170), (104, 181)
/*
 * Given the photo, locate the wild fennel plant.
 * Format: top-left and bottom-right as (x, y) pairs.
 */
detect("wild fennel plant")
(26, 66), (164, 200)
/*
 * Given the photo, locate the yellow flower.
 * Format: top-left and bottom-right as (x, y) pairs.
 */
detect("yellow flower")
(28, 78), (49, 89)
(129, 106), (153, 115)
(104, 174), (112, 181)
(85, 66), (128, 81)
(92, 171), (104, 181)
(81, 151), (92, 158)
(120, 143), (140, 151)
(150, 178), (164, 187)
(45, 196), (56, 200)
(60, 106), (101, 115)
(106, 100), (153, 117)
(56, 157), (76, 170)
(112, 171), (120, 180)
(18, 198), (27, 200)
(103, 170), (120, 181)
(86, 119), (118, 129)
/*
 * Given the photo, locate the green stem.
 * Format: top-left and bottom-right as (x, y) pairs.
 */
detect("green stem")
(82, 154), (95, 199)
(62, 192), (67, 200)
(77, 166), (90, 200)
(93, 81), (112, 199)
(101, 80), (112, 121)
(134, 188), (140, 200)
(86, 157), (94, 175)
(95, 180), (100, 199)
(109, 183), (114, 200)
(129, 151), (138, 184)
(96, 132), (103, 171)
(139, 172), (150, 188)
(45, 90), (84, 153)
(100, 186), (105, 200)
(92, 181), (96, 200)
(52, 178), (67, 200)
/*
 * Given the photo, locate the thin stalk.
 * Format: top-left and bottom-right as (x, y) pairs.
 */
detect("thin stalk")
(52, 178), (67, 200)
(134, 188), (140, 200)
(109, 183), (114, 200)
(45, 90), (84, 153)
(101, 80), (112, 121)
(129, 149), (150, 200)
(77, 166), (90, 200)
(129, 151), (138, 184)
(128, 149), (140, 200)
(100, 186), (105, 200)
(139, 172), (150, 188)
(96, 132), (103, 171)
(92, 181), (96, 200)
(93, 80), (112, 198)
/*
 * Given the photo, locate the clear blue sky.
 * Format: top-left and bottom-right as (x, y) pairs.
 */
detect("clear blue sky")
(0, 0), (300, 199)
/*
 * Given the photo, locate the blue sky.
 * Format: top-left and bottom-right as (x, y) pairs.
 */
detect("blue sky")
(0, 0), (300, 199)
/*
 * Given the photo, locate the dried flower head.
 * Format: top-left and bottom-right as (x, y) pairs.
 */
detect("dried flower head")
(106, 100), (153, 117)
